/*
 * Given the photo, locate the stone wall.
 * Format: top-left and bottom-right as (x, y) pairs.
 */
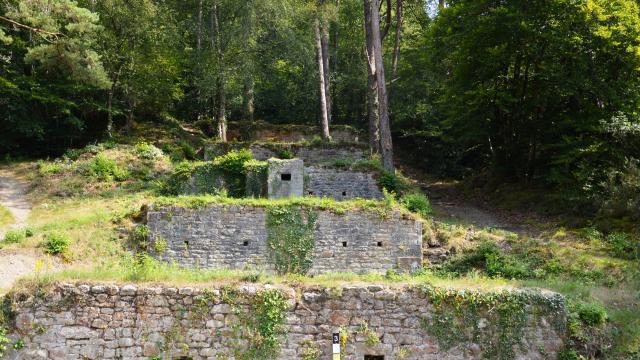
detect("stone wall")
(4, 282), (567, 360)
(305, 166), (383, 200)
(147, 204), (422, 274)
(205, 143), (367, 165)
(225, 121), (363, 143)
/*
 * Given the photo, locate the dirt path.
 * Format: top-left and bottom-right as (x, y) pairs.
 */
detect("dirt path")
(398, 164), (544, 238)
(0, 175), (43, 290)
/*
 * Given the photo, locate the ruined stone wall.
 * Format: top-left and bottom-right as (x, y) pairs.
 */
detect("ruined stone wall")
(205, 143), (367, 164)
(147, 205), (422, 274)
(5, 283), (566, 360)
(305, 166), (383, 200)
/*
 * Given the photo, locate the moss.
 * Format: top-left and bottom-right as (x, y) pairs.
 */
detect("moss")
(151, 195), (416, 219)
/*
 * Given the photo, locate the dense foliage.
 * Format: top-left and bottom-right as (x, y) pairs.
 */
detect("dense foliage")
(1, 0), (639, 217)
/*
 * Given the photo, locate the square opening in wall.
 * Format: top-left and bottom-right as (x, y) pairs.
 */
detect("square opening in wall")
(342, 241), (348, 247)
(281, 173), (292, 181)
(342, 191), (347, 196)
(364, 356), (384, 360)
(243, 241), (249, 246)
(377, 241), (383, 247)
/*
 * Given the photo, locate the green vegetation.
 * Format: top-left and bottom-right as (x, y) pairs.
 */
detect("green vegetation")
(0, 205), (14, 228)
(42, 232), (70, 255)
(266, 206), (318, 275)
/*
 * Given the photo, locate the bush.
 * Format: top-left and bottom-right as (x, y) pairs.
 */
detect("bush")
(180, 140), (197, 160)
(43, 232), (70, 255)
(400, 193), (432, 217)
(277, 149), (294, 159)
(134, 142), (163, 160)
(37, 160), (63, 176)
(439, 241), (534, 279)
(2, 229), (25, 244)
(213, 149), (254, 197)
(573, 301), (608, 326)
(377, 170), (400, 193)
(88, 154), (129, 181)
(606, 232), (638, 259)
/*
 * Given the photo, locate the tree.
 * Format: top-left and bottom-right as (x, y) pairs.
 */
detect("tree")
(364, 0), (394, 171)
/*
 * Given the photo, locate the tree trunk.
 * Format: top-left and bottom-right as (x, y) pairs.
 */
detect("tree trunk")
(366, 0), (394, 171)
(320, 15), (332, 125)
(391, 0), (403, 80)
(242, 4), (255, 121)
(196, 0), (203, 52)
(212, 1), (227, 142)
(439, 0), (446, 10)
(106, 86), (115, 137)
(315, 19), (331, 141)
(243, 78), (255, 121)
(364, 2), (380, 154)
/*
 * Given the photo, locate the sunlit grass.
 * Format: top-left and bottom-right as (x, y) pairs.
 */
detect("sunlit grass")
(0, 204), (14, 227)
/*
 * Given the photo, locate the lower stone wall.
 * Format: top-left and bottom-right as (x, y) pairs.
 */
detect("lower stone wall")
(305, 166), (383, 200)
(147, 205), (422, 274)
(4, 283), (566, 360)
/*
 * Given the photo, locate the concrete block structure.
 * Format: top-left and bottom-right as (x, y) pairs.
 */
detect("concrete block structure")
(267, 158), (304, 198)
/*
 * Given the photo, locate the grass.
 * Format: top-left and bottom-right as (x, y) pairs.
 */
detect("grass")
(0, 205), (14, 227)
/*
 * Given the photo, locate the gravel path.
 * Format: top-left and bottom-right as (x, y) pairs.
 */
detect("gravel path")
(0, 175), (42, 291)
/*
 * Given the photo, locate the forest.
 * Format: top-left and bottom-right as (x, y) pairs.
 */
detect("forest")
(1, 0), (639, 220)
(2, 1), (640, 358)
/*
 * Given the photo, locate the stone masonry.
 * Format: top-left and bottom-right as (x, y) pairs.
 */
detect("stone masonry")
(4, 282), (567, 360)
(305, 166), (383, 200)
(147, 204), (423, 274)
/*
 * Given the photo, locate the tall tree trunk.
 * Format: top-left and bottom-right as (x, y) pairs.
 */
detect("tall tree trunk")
(391, 0), (403, 80)
(315, 19), (331, 141)
(212, 1), (227, 142)
(196, 0), (203, 52)
(195, 0), (204, 121)
(439, 0), (446, 10)
(365, 0), (394, 171)
(242, 3), (255, 121)
(320, 15), (332, 125)
(106, 64), (123, 138)
(243, 79), (255, 121)
(364, 2), (380, 154)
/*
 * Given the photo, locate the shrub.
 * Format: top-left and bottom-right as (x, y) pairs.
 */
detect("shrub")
(277, 148), (295, 159)
(0, 326), (8, 358)
(180, 140), (197, 160)
(134, 142), (163, 160)
(400, 193), (432, 217)
(439, 241), (534, 279)
(212, 149), (254, 197)
(43, 232), (70, 255)
(3, 229), (25, 244)
(37, 160), (63, 176)
(573, 301), (608, 326)
(88, 154), (129, 181)
(606, 232), (638, 259)
(377, 170), (399, 193)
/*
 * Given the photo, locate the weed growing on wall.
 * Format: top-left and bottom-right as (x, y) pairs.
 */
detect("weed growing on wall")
(244, 159), (268, 198)
(419, 285), (565, 359)
(266, 206), (318, 275)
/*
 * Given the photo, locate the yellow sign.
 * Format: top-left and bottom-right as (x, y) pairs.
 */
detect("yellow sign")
(333, 354), (341, 360)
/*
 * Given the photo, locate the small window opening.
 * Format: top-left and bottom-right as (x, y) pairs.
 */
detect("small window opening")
(342, 191), (347, 196)
(243, 241), (249, 246)
(377, 241), (383, 247)
(342, 241), (348, 247)
(364, 356), (384, 360)
(308, 191), (314, 195)
(184, 241), (189, 248)
(281, 173), (292, 181)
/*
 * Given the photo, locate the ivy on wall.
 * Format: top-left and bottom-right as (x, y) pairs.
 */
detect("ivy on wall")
(244, 159), (268, 198)
(419, 285), (566, 359)
(266, 205), (318, 275)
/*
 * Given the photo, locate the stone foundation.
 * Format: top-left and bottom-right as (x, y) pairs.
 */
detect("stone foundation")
(205, 143), (367, 165)
(4, 282), (566, 360)
(305, 166), (383, 200)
